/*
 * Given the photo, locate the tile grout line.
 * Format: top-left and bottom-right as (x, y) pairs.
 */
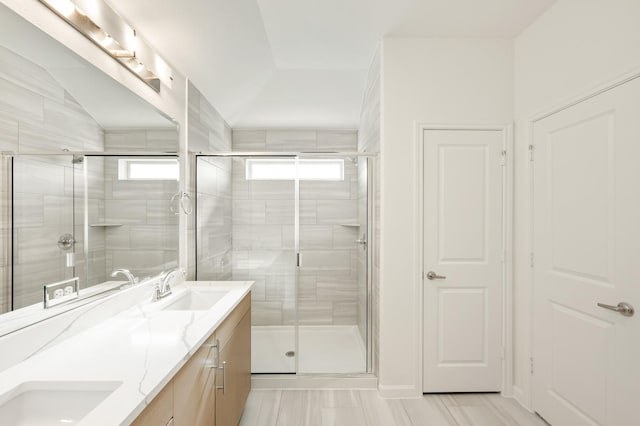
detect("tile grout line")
(482, 393), (521, 425)
(434, 394), (463, 426)
(273, 388), (285, 426)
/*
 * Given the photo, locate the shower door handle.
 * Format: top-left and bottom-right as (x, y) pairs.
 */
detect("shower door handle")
(170, 192), (193, 215)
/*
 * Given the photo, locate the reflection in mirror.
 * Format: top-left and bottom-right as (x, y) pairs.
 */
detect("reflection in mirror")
(10, 154), (179, 310)
(0, 3), (179, 332)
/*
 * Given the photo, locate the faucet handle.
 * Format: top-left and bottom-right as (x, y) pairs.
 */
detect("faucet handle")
(164, 268), (186, 285)
(111, 269), (138, 288)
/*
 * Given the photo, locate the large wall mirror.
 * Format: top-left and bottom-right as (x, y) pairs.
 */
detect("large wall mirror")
(0, 3), (180, 334)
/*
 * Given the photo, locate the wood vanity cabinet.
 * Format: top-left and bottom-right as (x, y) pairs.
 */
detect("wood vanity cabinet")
(173, 333), (218, 425)
(215, 295), (251, 426)
(131, 381), (174, 426)
(131, 292), (251, 426)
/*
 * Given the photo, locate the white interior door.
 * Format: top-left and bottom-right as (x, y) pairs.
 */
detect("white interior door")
(532, 77), (640, 425)
(422, 129), (504, 393)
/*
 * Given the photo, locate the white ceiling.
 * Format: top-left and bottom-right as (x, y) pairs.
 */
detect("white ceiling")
(387, 0), (558, 37)
(107, 0), (557, 128)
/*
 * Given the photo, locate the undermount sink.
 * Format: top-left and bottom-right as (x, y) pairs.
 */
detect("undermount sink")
(0, 381), (122, 425)
(161, 289), (227, 311)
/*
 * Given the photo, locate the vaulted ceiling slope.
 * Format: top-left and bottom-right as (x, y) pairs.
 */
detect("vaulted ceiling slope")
(107, 0), (556, 128)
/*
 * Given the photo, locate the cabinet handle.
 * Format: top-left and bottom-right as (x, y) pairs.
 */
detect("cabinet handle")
(205, 339), (226, 395)
(204, 339), (220, 366)
(216, 361), (227, 395)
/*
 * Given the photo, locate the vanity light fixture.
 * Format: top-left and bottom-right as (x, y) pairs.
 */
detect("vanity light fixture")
(38, 0), (173, 93)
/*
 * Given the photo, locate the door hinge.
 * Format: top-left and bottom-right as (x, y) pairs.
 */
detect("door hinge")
(528, 144), (535, 161)
(296, 253), (301, 267)
(530, 252), (534, 268)
(500, 150), (507, 166)
(530, 357), (534, 374)
(421, 271), (425, 280)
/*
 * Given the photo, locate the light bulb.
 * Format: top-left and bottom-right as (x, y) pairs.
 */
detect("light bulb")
(45, 0), (76, 17)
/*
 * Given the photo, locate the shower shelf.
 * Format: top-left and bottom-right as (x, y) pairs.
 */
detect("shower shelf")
(89, 223), (123, 228)
(339, 223), (360, 227)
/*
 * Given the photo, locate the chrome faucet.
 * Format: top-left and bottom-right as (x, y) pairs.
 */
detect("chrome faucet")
(154, 269), (182, 301)
(111, 269), (138, 287)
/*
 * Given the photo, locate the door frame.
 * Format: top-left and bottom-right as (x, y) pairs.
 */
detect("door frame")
(415, 123), (514, 395)
(527, 67), (640, 413)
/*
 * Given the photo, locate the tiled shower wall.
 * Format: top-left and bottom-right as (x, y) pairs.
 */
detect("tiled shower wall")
(358, 46), (381, 374)
(0, 46), (104, 311)
(102, 130), (180, 278)
(231, 130), (362, 330)
(187, 81), (233, 281)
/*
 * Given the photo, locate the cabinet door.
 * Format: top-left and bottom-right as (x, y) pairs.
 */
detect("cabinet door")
(216, 311), (251, 426)
(131, 381), (173, 426)
(173, 335), (217, 426)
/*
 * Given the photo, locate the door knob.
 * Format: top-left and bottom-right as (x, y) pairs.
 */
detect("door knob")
(597, 302), (634, 317)
(426, 271), (446, 280)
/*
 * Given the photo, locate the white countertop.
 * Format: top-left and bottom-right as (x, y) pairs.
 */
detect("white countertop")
(0, 280), (253, 426)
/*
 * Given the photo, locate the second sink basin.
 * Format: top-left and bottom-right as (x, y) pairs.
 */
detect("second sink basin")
(162, 288), (228, 311)
(0, 381), (122, 425)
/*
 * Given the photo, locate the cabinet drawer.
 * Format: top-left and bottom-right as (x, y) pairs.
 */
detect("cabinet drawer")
(216, 293), (251, 350)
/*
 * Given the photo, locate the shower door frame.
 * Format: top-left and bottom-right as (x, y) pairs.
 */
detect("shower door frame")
(7, 153), (85, 310)
(195, 151), (376, 376)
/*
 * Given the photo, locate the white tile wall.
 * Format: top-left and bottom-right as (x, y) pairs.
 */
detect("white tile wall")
(101, 131), (179, 279)
(189, 82), (233, 281)
(0, 46), (106, 311)
(231, 129), (360, 327)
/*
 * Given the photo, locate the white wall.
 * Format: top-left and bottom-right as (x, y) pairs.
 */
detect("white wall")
(379, 37), (513, 397)
(512, 0), (640, 408)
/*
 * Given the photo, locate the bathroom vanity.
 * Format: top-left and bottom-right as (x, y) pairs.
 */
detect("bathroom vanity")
(133, 290), (251, 426)
(0, 280), (252, 426)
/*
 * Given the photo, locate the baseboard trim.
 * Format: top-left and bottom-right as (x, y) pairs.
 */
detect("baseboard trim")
(513, 385), (533, 412)
(252, 374), (378, 389)
(377, 384), (422, 399)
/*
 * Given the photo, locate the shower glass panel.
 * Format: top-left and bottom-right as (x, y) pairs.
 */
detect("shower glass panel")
(11, 155), (81, 309)
(296, 154), (368, 374)
(195, 153), (373, 375)
(196, 155), (298, 373)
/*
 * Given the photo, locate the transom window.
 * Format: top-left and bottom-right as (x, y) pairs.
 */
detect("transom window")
(245, 159), (344, 181)
(118, 158), (179, 181)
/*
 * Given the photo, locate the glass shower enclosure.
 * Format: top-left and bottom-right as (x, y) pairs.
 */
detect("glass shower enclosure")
(6, 153), (179, 312)
(195, 153), (373, 375)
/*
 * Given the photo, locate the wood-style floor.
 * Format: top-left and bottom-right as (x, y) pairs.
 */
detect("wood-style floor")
(239, 390), (548, 426)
